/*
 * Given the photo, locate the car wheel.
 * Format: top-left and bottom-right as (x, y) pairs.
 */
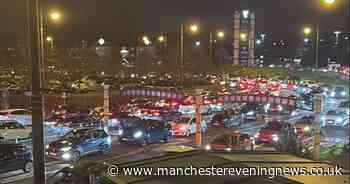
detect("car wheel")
(100, 144), (111, 155)
(70, 151), (80, 162)
(23, 161), (33, 173)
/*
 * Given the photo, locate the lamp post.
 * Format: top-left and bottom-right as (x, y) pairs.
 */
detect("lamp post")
(27, 0), (45, 183)
(209, 31), (225, 64)
(180, 23), (198, 88)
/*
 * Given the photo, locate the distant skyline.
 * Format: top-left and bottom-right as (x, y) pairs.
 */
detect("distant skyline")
(0, 0), (349, 47)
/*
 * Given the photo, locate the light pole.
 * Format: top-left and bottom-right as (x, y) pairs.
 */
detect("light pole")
(27, 0), (45, 183)
(180, 23), (198, 88)
(209, 31), (225, 64)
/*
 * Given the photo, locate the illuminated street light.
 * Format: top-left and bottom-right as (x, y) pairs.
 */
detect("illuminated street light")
(98, 38), (105, 46)
(323, 0), (335, 4)
(50, 12), (61, 22)
(158, 35), (165, 42)
(190, 24), (199, 33)
(240, 33), (247, 41)
(195, 41), (201, 46)
(303, 27), (312, 35)
(304, 38), (310, 43)
(217, 31), (225, 39)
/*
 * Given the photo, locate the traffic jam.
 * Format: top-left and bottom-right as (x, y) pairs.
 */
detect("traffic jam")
(0, 76), (348, 167)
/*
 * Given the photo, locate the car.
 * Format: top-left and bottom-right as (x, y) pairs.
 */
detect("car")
(321, 110), (349, 127)
(119, 119), (172, 146)
(0, 120), (32, 140)
(337, 101), (349, 112)
(0, 109), (32, 126)
(0, 143), (32, 174)
(54, 115), (101, 129)
(206, 131), (252, 151)
(294, 115), (315, 136)
(211, 112), (230, 126)
(46, 128), (112, 161)
(171, 116), (207, 136)
(240, 103), (264, 122)
(264, 103), (283, 113)
(330, 87), (347, 98)
(254, 121), (295, 144)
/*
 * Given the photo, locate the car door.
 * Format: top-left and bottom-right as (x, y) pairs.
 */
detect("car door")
(9, 121), (30, 139)
(80, 132), (95, 153)
(0, 150), (18, 173)
(149, 122), (163, 142)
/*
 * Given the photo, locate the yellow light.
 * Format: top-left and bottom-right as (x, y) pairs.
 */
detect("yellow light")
(323, 0), (335, 4)
(217, 31), (225, 39)
(50, 12), (61, 21)
(240, 33), (247, 41)
(142, 36), (149, 41)
(46, 36), (53, 42)
(190, 24), (199, 33)
(158, 36), (165, 42)
(303, 27), (312, 35)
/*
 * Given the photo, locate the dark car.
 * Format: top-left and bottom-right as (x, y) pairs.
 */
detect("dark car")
(46, 128), (112, 161)
(294, 115), (315, 136)
(53, 115), (101, 129)
(330, 87), (347, 98)
(240, 103), (264, 122)
(0, 143), (32, 174)
(119, 119), (172, 146)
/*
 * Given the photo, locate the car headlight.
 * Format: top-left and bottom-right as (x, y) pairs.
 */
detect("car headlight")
(45, 145), (50, 149)
(179, 126), (186, 130)
(133, 131), (143, 138)
(246, 111), (255, 116)
(320, 117), (326, 121)
(224, 147), (232, 152)
(205, 144), (211, 151)
(278, 106), (283, 111)
(341, 91), (346, 96)
(60, 147), (72, 152)
(118, 129), (123, 136)
(62, 152), (71, 160)
(254, 132), (260, 138)
(272, 134), (279, 142)
(304, 126), (310, 132)
(331, 92), (336, 97)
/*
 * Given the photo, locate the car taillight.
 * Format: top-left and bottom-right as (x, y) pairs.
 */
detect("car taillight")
(153, 112), (160, 116)
(171, 102), (178, 106)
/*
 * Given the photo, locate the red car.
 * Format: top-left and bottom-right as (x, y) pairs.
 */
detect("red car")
(254, 121), (294, 144)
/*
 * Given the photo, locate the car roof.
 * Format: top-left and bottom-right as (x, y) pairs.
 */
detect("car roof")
(0, 109), (29, 113)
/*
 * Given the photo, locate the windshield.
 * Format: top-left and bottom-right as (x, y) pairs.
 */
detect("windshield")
(63, 130), (86, 140)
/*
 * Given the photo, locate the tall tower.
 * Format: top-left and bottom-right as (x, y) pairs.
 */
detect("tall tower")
(233, 10), (256, 66)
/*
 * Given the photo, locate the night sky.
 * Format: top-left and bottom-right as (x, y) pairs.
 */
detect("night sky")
(0, 0), (349, 46)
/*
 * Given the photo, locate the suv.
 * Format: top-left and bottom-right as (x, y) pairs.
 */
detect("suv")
(0, 143), (32, 174)
(46, 128), (112, 161)
(119, 119), (172, 146)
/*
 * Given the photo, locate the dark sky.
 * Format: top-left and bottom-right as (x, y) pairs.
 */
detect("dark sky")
(0, 0), (348, 46)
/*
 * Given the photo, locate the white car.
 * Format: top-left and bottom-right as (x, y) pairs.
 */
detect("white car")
(0, 109), (32, 126)
(171, 116), (207, 136)
(321, 110), (348, 127)
(0, 120), (32, 140)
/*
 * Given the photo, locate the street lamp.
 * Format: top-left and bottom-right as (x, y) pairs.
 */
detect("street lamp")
(217, 31), (225, 39)
(50, 11), (61, 22)
(158, 35), (165, 43)
(46, 36), (53, 42)
(180, 23), (199, 88)
(190, 24), (199, 33)
(98, 38), (105, 46)
(195, 41), (201, 47)
(303, 27), (312, 36)
(240, 33), (247, 41)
